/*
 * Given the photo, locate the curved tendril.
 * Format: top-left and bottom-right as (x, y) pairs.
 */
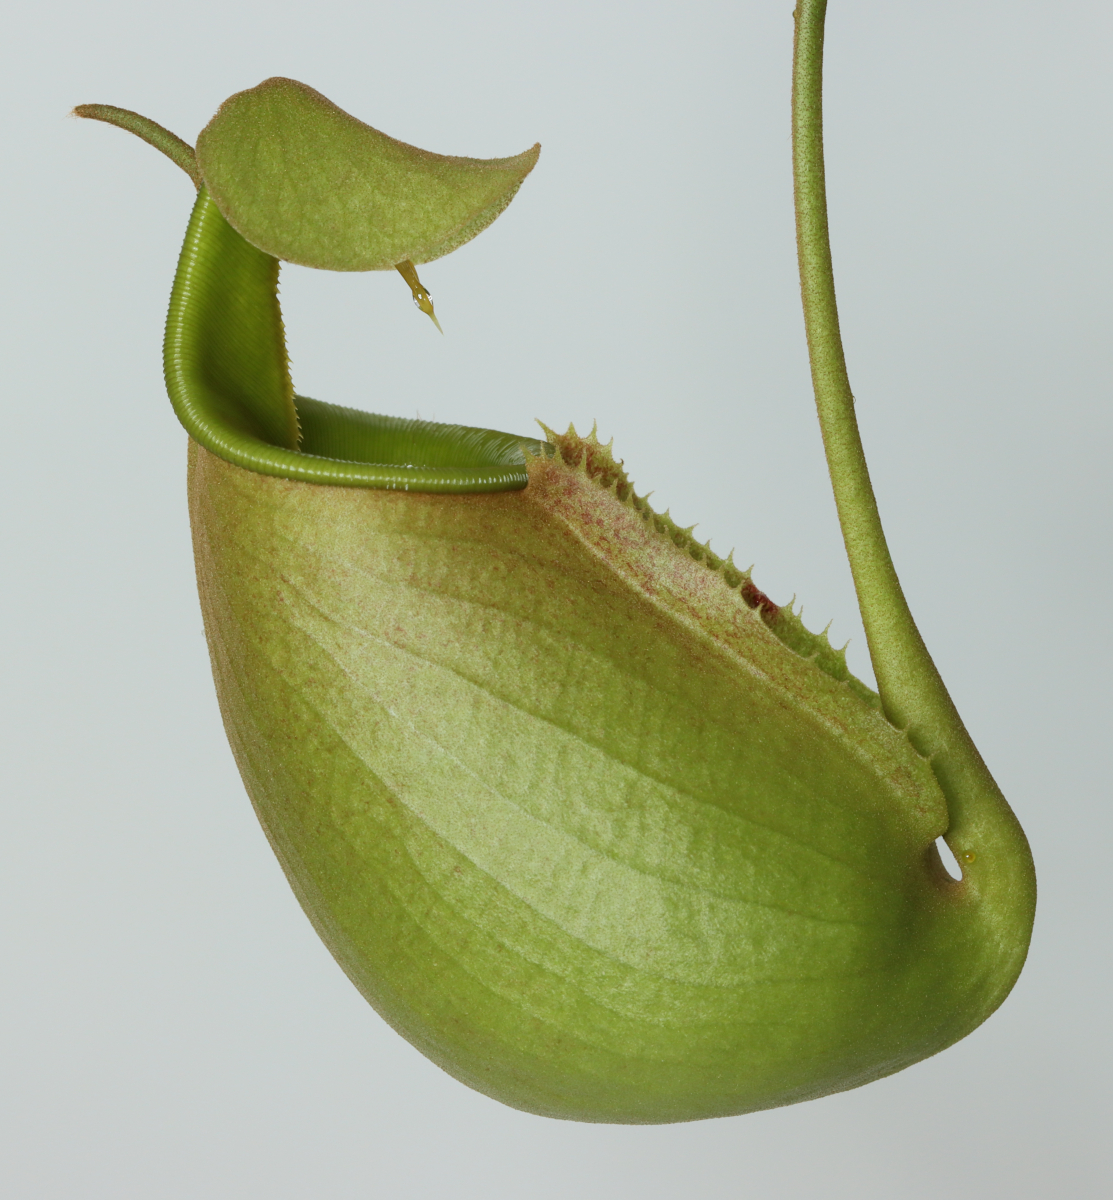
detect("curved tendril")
(792, 0), (1034, 955)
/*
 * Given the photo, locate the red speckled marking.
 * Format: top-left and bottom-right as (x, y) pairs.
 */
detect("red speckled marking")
(741, 580), (779, 618)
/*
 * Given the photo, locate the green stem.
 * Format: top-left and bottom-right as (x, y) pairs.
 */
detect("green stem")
(790, 0), (1026, 860)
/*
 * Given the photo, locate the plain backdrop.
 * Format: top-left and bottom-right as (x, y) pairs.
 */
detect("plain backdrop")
(1, 1), (1110, 1196)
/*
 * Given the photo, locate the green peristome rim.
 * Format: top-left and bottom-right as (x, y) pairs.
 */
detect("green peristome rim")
(165, 187), (546, 492)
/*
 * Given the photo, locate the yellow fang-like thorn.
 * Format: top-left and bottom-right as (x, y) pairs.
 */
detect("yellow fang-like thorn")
(395, 259), (443, 333)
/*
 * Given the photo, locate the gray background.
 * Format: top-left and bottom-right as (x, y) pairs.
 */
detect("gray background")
(2, 1), (1109, 1195)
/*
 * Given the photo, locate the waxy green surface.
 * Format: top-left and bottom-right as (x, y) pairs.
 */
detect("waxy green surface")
(76, 1), (1035, 1123)
(191, 432), (1000, 1122)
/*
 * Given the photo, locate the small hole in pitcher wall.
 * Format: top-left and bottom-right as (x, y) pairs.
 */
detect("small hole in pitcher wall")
(936, 837), (962, 881)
